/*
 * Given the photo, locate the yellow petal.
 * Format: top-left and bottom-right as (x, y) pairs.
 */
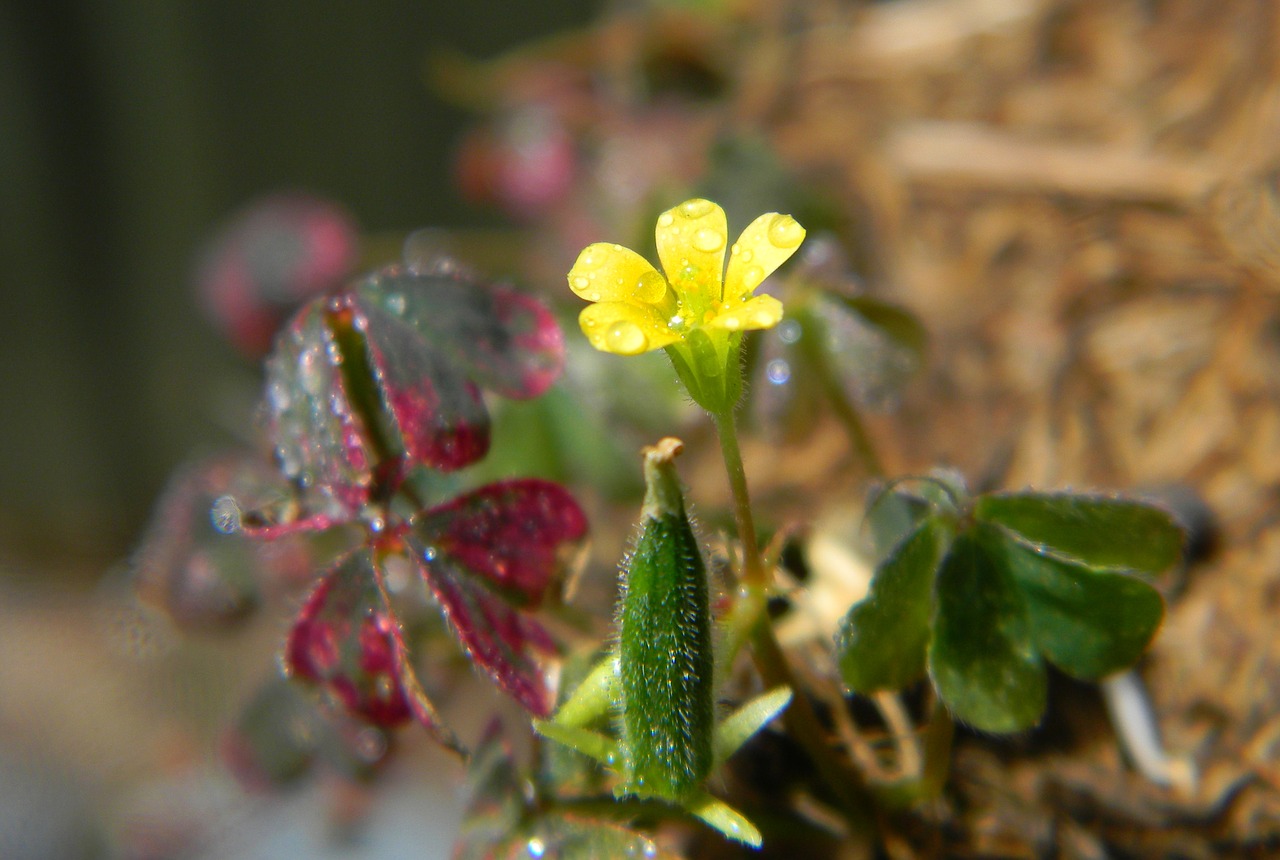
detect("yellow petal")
(569, 243), (669, 304)
(579, 301), (680, 355)
(723, 213), (805, 303)
(655, 199), (728, 302)
(707, 294), (784, 332)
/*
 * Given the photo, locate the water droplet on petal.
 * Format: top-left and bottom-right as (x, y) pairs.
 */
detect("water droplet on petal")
(211, 495), (242, 534)
(572, 275), (590, 290)
(605, 321), (648, 354)
(766, 214), (804, 248)
(722, 316), (741, 330)
(778, 319), (802, 344)
(744, 265), (764, 287)
(679, 199), (715, 219)
(588, 291), (601, 301)
(657, 212), (675, 228)
(668, 314), (684, 328)
(692, 227), (724, 253)
(740, 248), (754, 264)
(634, 270), (667, 303)
(752, 310), (775, 327)
(766, 358), (791, 385)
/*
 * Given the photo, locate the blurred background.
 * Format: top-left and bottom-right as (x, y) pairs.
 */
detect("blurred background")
(0, 2), (592, 858)
(0, 0), (592, 571)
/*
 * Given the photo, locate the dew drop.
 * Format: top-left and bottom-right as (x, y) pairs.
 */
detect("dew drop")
(766, 214), (804, 248)
(588, 291), (601, 301)
(668, 314), (684, 328)
(744, 265), (764, 286)
(752, 310), (775, 327)
(298, 345), (325, 396)
(634, 270), (667, 303)
(692, 227), (725, 253)
(642, 840), (658, 858)
(385, 293), (406, 316)
(657, 212), (675, 228)
(605, 321), (648, 354)
(679, 199), (714, 219)
(722, 315), (741, 330)
(766, 358), (792, 385)
(572, 275), (590, 290)
(739, 248), (754, 264)
(778, 319), (802, 344)
(354, 727), (388, 763)
(422, 545), (438, 562)
(526, 838), (546, 859)
(266, 380), (291, 412)
(211, 495), (242, 534)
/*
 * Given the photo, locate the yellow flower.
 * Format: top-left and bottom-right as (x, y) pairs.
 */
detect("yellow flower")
(568, 199), (805, 356)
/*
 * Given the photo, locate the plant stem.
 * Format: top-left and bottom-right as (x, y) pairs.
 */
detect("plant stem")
(711, 407), (870, 829)
(918, 692), (954, 800)
(712, 411), (766, 593)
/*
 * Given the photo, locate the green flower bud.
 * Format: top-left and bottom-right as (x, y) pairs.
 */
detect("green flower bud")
(618, 438), (714, 802)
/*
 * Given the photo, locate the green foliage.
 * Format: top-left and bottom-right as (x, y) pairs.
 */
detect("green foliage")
(837, 478), (1182, 732)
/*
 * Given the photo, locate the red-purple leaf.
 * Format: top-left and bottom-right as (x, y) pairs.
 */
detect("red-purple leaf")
(285, 550), (415, 728)
(196, 193), (358, 357)
(356, 266), (564, 401)
(264, 302), (377, 514)
(407, 532), (559, 719)
(350, 293), (492, 471)
(413, 479), (588, 607)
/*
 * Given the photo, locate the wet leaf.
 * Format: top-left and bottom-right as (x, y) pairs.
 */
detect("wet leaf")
(133, 454), (309, 630)
(195, 193), (358, 356)
(407, 480), (587, 717)
(284, 550), (414, 728)
(348, 293), (491, 471)
(356, 265), (565, 401)
(414, 479), (588, 607)
(264, 303), (377, 513)
(837, 518), (949, 693)
(928, 525), (1045, 733)
(974, 492), (1184, 575)
(994, 532), (1165, 680)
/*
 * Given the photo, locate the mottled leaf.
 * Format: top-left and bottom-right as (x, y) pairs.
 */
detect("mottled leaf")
(408, 481), (578, 716)
(413, 479), (588, 607)
(995, 531), (1165, 679)
(838, 519), (948, 693)
(133, 454), (310, 629)
(196, 193), (358, 356)
(928, 525), (1045, 733)
(975, 492), (1184, 575)
(285, 550), (414, 728)
(264, 303), (376, 513)
(356, 265), (564, 400)
(350, 293), (491, 471)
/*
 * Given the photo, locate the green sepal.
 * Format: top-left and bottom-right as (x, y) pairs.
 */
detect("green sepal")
(712, 686), (792, 765)
(928, 524), (1045, 733)
(974, 492), (1184, 575)
(533, 720), (618, 769)
(664, 329), (743, 415)
(618, 439), (714, 802)
(838, 518), (950, 692)
(995, 532), (1165, 680)
(686, 792), (763, 848)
